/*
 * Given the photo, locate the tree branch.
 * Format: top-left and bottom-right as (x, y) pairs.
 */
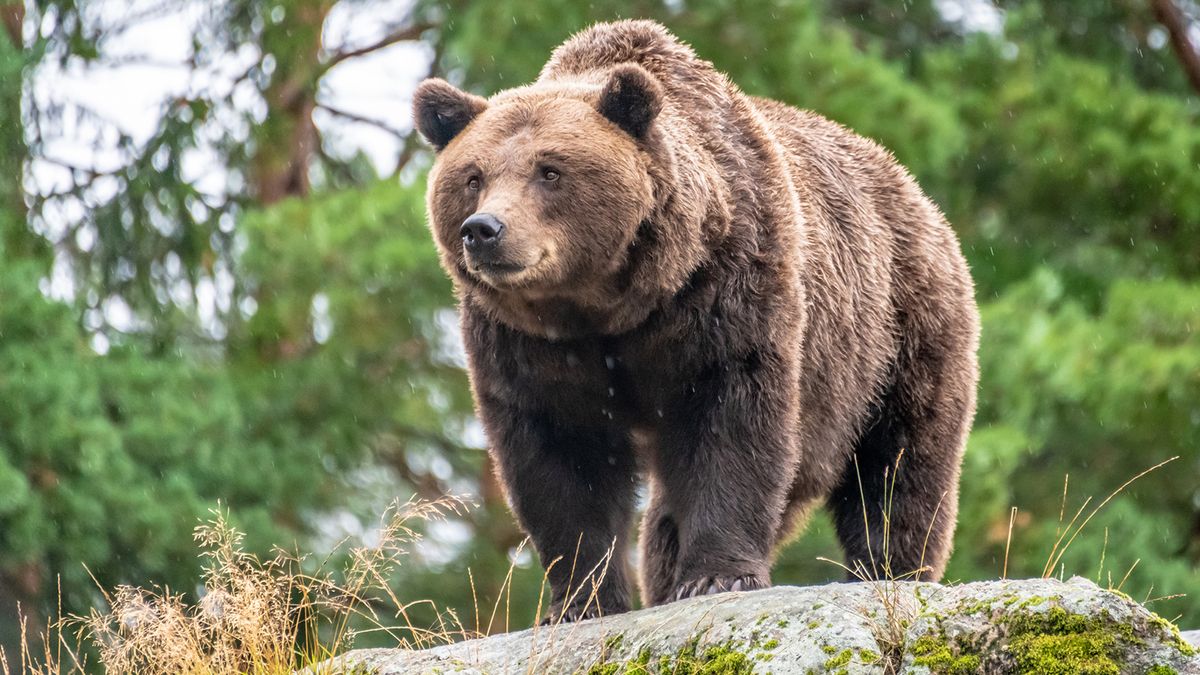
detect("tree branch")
(316, 102), (409, 141)
(392, 133), (422, 178)
(1150, 0), (1200, 94)
(321, 22), (434, 73)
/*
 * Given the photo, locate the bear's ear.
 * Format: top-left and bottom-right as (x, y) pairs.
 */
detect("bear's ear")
(412, 78), (488, 151)
(597, 64), (663, 139)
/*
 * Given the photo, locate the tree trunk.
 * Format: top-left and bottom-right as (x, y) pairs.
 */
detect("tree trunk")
(1150, 0), (1200, 94)
(250, 0), (334, 205)
(0, 10), (47, 658)
(0, 3), (20, 46)
(0, 1), (35, 259)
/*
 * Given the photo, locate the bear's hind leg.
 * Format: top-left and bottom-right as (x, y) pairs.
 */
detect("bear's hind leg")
(829, 344), (977, 582)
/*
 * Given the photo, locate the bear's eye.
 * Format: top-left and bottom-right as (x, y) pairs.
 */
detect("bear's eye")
(540, 167), (560, 182)
(467, 176), (481, 191)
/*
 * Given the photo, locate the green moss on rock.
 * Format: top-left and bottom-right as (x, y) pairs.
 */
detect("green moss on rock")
(1002, 606), (1129, 675)
(1148, 612), (1196, 657)
(1009, 632), (1118, 675)
(671, 642), (754, 674)
(586, 637), (756, 674)
(823, 648), (852, 669)
(955, 598), (995, 615)
(910, 635), (981, 675)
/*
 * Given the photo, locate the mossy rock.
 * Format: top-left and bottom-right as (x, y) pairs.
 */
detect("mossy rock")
(902, 577), (1198, 675)
(313, 578), (1199, 674)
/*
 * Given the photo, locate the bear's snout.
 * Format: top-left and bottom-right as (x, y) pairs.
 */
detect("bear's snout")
(460, 212), (506, 264)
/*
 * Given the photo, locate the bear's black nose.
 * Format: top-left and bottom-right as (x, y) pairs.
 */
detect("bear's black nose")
(460, 213), (506, 262)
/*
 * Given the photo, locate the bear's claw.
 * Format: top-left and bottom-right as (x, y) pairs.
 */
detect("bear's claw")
(539, 602), (615, 625)
(672, 574), (766, 601)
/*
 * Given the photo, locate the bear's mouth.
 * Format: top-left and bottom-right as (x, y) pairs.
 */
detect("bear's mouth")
(470, 251), (548, 287)
(473, 261), (527, 276)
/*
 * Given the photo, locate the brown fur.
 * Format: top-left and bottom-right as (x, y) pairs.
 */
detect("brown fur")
(412, 20), (979, 621)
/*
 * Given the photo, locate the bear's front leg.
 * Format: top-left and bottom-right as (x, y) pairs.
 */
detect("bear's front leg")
(476, 390), (638, 624)
(652, 348), (801, 602)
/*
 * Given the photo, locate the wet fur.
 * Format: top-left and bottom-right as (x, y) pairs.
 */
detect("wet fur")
(413, 20), (979, 619)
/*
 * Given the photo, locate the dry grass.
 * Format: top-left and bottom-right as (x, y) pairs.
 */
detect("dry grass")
(2, 496), (472, 675)
(0, 491), (619, 675)
(1037, 456), (1177, 581)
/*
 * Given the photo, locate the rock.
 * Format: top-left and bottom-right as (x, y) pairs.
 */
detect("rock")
(1184, 630), (1200, 649)
(316, 577), (1199, 674)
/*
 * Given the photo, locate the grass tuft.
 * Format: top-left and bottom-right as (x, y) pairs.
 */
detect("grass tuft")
(3, 496), (470, 675)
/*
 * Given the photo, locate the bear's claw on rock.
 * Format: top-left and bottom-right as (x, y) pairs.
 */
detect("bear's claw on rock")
(672, 574), (766, 601)
(539, 602), (616, 625)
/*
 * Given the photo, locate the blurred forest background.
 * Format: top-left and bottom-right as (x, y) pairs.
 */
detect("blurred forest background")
(1, 0), (1199, 657)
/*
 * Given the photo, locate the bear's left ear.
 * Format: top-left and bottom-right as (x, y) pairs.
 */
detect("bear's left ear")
(412, 78), (489, 151)
(597, 64), (663, 139)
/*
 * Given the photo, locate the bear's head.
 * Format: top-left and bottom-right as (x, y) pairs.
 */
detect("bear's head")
(414, 64), (694, 338)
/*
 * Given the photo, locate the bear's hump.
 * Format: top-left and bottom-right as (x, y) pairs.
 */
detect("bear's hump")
(539, 19), (705, 82)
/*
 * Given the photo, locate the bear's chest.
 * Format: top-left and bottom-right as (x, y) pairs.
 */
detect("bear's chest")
(481, 291), (738, 433)
(493, 335), (641, 426)
(494, 334), (701, 428)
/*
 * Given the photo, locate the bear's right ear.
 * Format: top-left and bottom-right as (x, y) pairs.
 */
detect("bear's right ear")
(597, 64), (663, 139)
(412, 79), (488, 151)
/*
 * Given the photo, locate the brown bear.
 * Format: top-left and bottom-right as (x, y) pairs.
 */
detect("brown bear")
(412, 19), (979, 622)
